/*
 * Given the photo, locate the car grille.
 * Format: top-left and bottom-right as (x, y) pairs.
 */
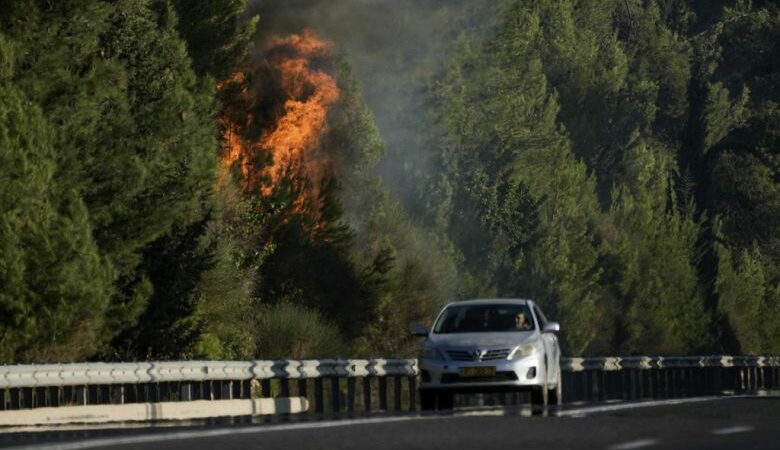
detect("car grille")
(441, 371), (518, 383)
(446, 348), (512, 361)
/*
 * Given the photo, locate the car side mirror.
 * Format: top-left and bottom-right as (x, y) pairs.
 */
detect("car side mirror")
(411, 324), (429, 337)
(543, 322), (560, 333)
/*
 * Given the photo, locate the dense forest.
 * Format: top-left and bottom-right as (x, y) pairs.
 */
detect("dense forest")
(0, 0), (777, 363)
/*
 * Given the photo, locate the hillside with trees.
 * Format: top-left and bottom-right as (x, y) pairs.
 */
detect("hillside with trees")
(0, 0), (777, 363)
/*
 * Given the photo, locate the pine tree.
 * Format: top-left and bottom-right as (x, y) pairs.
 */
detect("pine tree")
(429, 2), (611, 354)
(170, 0), (258, 79)
(0, 39), (113, 362)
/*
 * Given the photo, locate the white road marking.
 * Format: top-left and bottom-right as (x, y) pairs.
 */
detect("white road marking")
(608, 439), (659, 449)
(711, 425), (754, 435)
(556, 395), (741, 417)
(7, 416), (450, 450)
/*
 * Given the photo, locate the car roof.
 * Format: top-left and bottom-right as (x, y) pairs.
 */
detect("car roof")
(445, 298), (532, 307)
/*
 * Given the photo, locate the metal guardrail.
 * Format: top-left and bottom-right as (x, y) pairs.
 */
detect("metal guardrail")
(560, 356), (780, 404)
(0, 359), (417, 388)
(0, 356), (778, 417)
(0, 359), (419, 416)
(561, 355), (780, 371)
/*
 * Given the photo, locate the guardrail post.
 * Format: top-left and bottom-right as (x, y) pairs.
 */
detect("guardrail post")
(674, 368), (681, 397)
(621, 369), (636, 400)
(180, 382), (192, 401)
(114, 385), (124, 404)
(280, 378), (290, 399)
(662, 369), (670, 398)
(605, 371), (614, 400)
(0, 389), (5, 410)
(714, 366), (722, 393)
(408, 375), (416, 412)
(597, 371), (606, 402)
(347, 377), (356, 413)
(751, 367), (758, 391)
(35, 387), (46, 407)
(363, 377), (372, 413)
(582, 372), (591, 402)
(314, 377), (324, 414)
(330, 375), (340, 413)
(221, 381), (233, 400)
(393, 375), (402, 411)
(10, 389), (20, 409)
(297, 379), (307, 403)
(192, 382), (202, 401)
(75, 386), (87, 405)
(206, 381), (214, 401)
(740, 368), (747, 392)
(261, 379), (271, 398)
(573, 371), (584, 402)
(379, 376), (388, 411)
(87, 385), (97, 404)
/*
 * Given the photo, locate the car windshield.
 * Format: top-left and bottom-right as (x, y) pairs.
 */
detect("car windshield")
(433, 304), (535, 333)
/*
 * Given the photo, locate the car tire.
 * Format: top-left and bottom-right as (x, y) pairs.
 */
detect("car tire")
(531, 363), (549, 410)
(530, 384), (548, 407)
(420, 390), (436, 411)
(548, 368), (562, 406)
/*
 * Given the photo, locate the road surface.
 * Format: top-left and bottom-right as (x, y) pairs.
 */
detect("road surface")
(2, 396), (778, 449)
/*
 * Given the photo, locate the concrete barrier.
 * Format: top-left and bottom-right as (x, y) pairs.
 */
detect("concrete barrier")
(0, 397), (308, 426)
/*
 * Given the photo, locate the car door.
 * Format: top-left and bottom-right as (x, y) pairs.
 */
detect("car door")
(532, 304), (559, 385)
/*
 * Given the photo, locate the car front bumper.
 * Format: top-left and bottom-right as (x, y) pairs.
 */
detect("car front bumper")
(419, 353), (545, 391)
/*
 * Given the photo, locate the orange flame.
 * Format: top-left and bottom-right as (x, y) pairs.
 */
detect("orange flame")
(261, 30), (340, 203)
(218, 29), (340, 215)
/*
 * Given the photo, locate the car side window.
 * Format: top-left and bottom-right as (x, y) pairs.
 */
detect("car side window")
(533, 305), (547, 329)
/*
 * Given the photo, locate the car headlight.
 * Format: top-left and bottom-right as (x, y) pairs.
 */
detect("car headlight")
(509, 343), (539, 360)
(421, 347), (446, 361)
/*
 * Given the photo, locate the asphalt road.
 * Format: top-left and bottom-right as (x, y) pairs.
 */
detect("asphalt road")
(2, 396), (779, 450)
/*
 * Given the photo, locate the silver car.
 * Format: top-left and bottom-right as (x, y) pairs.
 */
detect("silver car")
(414, 298), (561, 410)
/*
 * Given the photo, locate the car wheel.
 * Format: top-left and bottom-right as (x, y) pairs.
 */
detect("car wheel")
(420, 390), (436, 411)
(531, 383), (548, 407)
(548, 368), (562, 406)
(531, 363), (549, 410)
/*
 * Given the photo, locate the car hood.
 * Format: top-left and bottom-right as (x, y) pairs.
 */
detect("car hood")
(426, 331), (538, 348)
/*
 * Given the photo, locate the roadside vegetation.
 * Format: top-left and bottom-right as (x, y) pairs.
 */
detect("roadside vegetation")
(0, 0), (777, 363)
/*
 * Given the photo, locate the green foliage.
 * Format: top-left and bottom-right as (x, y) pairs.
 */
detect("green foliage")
(190, 171), (258, 360)
(606, 141), (711, 354)
(170, 0), (259, 79)
(254, 302), (347, 359)
(1, 0), (219, 361)
(715, 242), (780, 354)
(0, 53), (112, 362)
(427, 2), (612, 355)
(1, 0), (777, 360)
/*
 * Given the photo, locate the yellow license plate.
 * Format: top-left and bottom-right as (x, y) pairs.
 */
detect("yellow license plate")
(459, 366), (496, 377)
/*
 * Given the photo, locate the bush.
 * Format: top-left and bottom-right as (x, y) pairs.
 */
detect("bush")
(254, 303), (347, 359)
